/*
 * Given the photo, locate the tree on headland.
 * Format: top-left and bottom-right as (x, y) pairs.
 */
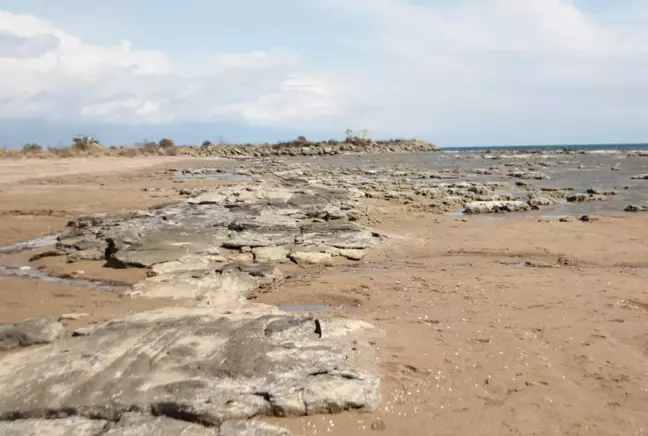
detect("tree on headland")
(22, 143), (43, 153)
(72, 136), (101, 151)
(344, 129), (370, 141)
(159, 138), (175, 149)
(201, 140), (213, 148)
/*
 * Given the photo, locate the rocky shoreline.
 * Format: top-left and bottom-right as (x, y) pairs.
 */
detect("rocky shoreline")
(3, 138), (438, 160)
(0, 173), (389, 435)
(1, 147), (648, 435)
(200, 139), (437, 158)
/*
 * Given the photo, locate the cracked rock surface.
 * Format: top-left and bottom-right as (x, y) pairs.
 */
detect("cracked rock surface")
(0, 414), (291, 435)
(58, 182), (377, 275)
(0, 317), (65, 351)
(0, 306), (381, 433)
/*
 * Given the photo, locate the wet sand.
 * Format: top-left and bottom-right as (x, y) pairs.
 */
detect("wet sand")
(1, 153), (648, 435)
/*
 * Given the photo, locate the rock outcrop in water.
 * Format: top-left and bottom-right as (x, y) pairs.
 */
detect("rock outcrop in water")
(463, 200), (531, 214)
(199, 138), (437, 158)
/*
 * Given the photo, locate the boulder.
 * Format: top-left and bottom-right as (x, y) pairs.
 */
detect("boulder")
(527, 196), (556, 208)
(625, 204), (648, 212)
(252, 246), (291, 263)
(586, 188), (617, 196)
(463, 201), (530, 214)
(0, 307), (381, 425)
(337, 248), (367, 261)
(298, 223), (376, 250)
(566, 193), (607, 203)
(289, 248), (334, 265)
(129, 263), (283, 305)
(631, 174), (648, 180)
(0, 317), (65, 351)
(508, 171), (550, 180)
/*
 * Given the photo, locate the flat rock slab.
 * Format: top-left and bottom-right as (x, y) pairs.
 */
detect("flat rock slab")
(0, 317), (65, 351)
(128, 263), (283, 304)
(59, 181), (376, 270)
(463, 201), (530, 214)
(252, 246), (291, 263)
(0, 307), (381, 425)
(566, 193), (608, 203)
(289, 249), (334, 265)
(0, 414), (292, 436)
(625, 204), (648, 212)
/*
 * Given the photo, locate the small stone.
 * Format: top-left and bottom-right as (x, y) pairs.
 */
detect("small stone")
(338, 249), (367, 261)
(625, 204), (648, 212)
(464, 201), (530, 214)
(252, 246), (291, 263)
(59, 313), (90, 322)
(527, 196), (555, 208)
(371, 419), (387, 431)
(289, 250), (334, 265)
(29, 250), (64, 262)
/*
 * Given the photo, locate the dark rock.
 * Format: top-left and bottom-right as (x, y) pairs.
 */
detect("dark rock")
(508, 171), (550, 180)
(464, 201), (530, 214)
(566, 193), (607, 203)
(28, 250), (64, 262)
(371, 419), (387, 431)
(0, 414), (293, 436)
(0, 317), (65, 351)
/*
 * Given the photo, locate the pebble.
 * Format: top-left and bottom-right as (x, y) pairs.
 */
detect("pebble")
(59, 313), (90, 321)
(371, 419), (387, 431)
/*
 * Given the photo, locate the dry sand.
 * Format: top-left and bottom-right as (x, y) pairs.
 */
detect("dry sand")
(0, 156), (209, 184)
(1, 158), (648, 435)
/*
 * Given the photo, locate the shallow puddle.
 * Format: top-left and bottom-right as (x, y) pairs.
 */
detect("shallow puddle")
(175, 171), (250, 181)
(0, 234), (60, 254)
(0, 265), (131, 291)
(279, 304), (330, 312)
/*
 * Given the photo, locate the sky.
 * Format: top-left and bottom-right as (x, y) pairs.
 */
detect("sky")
(0, 0), (647, 147)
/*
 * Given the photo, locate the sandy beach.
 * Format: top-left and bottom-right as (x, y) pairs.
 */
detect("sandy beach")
(1, 149), (648, 436)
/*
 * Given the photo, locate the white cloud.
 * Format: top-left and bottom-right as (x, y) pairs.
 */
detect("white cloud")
(0, 10), (350, 126)
(2, 2), (648, 145)
(213, 48), (299, 71)
(318, 0), (648, 143)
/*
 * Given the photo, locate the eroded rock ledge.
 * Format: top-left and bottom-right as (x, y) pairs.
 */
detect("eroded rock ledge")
(0, 306), (381, 435)
(199, 138), (437, 158)
(0, 179), (385, 435)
